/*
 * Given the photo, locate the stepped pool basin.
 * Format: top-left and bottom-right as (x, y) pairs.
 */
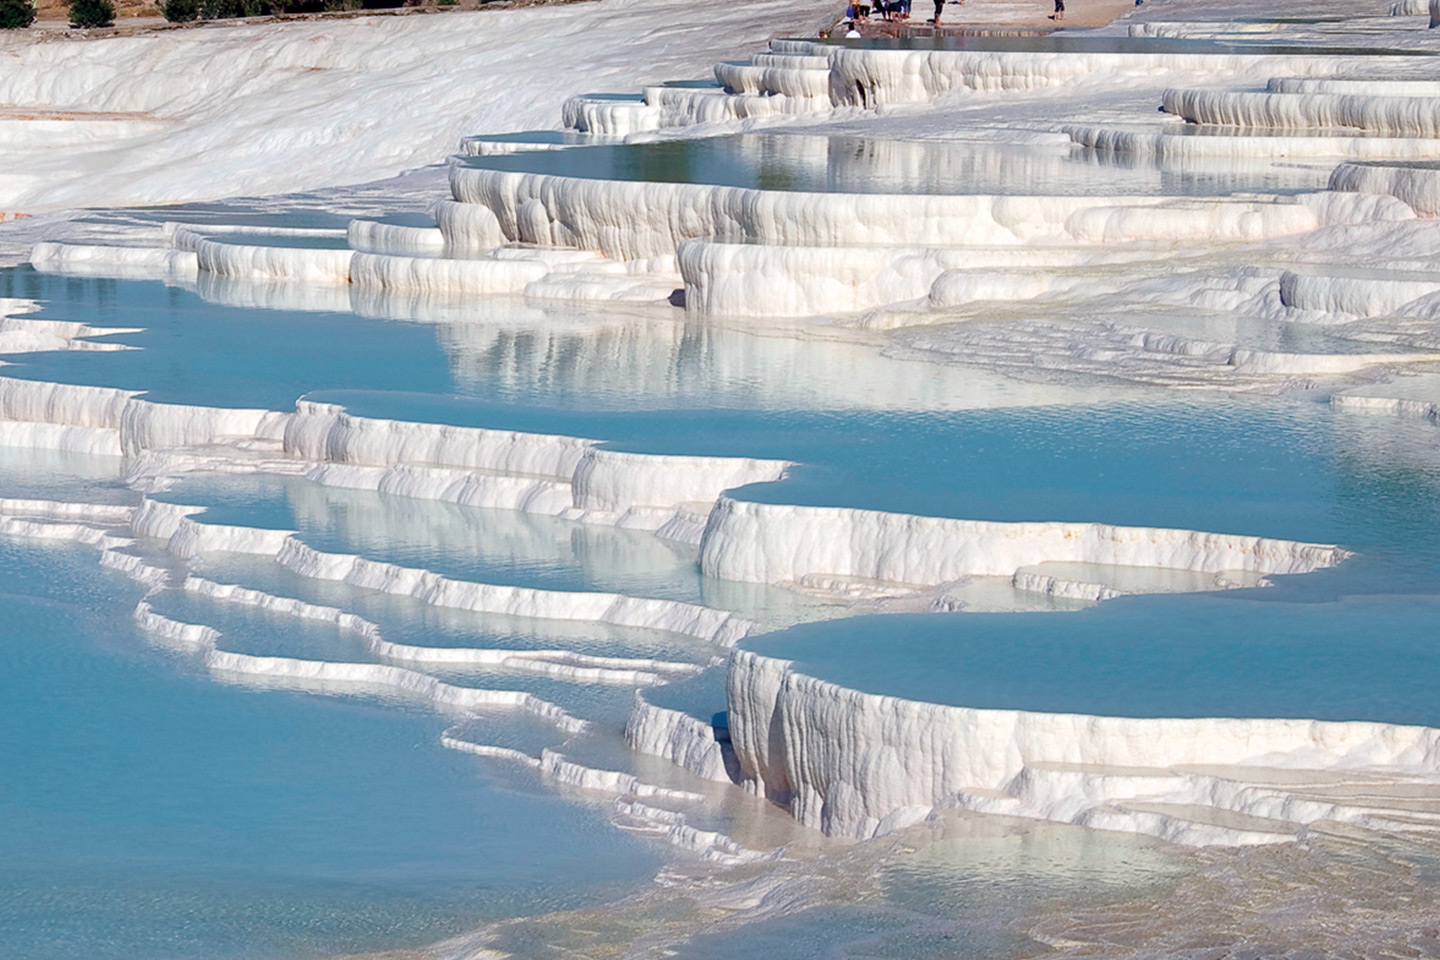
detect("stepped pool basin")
(0, 530), (661, 960)
(805, 33), (1440, 56)
(745, 592), (1440, 726)
(7, 1), (1440, 955)
(6, 268), (1436, 557)
(459, 133), (1336, 196)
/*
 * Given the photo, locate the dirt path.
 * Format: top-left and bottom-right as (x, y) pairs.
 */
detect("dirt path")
(842, 0), (1143, 33)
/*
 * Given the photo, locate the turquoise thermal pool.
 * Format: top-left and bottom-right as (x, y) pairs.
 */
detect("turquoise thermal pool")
(459, 133), (1336, 196)
(7, 2), (1440, 957)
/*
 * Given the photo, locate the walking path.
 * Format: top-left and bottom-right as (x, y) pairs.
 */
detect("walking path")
(843, 0), (1142, 32)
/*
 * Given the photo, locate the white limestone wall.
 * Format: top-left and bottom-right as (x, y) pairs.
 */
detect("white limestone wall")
(562, 95), (662, 137)
(349, 251), (549, 295)
(1332, 392), (1440, 421)
(1067, 124), (1440, 163)
(0, 375), (135, 429)
(713, 61), (831, 99)
(1331, 161), (1440, 217)
(1163, 89), (1440, 137)
(191, 237), (355, 285)
(646, 84), (831, 126)
(571, 448), (790, 512)
(184, 575), (701, 685)
(726, 651), (1440, 841)
(625, 691), (733, 783)
(282, 400), (594, 479)
(678, 241), (973, 318)
(562, 83), (829, 137)
(29, 241), (199, 280)
(430, 199), (507, 254)
(1279, 270), (1440, 317)
(812, 45), (1390, 109)
(698, 497), (1349, 587)
(0, 376), (288, 458)
(1268, 77), (1440, 97)
(347, 219), (446, 255)
(0, 307), (139, 356)
(133, 602), (590, 733)
(449, 167), (1321, 261)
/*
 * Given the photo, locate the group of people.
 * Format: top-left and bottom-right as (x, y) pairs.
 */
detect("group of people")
(840, 0), (995, 29)
(842, 0), (1078, 33)
(843, 0), (914, 24)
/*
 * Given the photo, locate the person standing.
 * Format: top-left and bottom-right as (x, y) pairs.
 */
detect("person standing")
(1052, 0), (1064, 19)
(933, 0), (943, 24)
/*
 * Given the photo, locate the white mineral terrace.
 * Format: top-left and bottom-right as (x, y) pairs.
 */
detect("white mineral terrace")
(703, 650), (1440, 846)
(6, 0), (1440, 883)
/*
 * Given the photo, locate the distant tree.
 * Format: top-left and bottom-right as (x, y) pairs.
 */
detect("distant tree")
(159, 0), (392, 21)
(0, 0), (36, 28)
(161, 0), (199, 19)
(69, 0), (116, 26)
(198, 0), (263, 16)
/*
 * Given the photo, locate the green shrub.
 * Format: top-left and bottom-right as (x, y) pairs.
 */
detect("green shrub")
(157, 0), (385, 20)
(161, 0), (198, 19)
(69, 0), (115, 26)
(0, 0), (36, 28)
(198, 0), (264, 16)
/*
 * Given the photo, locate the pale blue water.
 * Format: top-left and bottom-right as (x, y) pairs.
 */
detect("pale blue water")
(202, 234), (354, 249)
(737, 398), (1440, 723)
(4, 215), (1440, 959)
(668, 820), (1184, 960)
(0, 536), (658, 960)
(461, 130), (597, 148)
(1, 269), (456, 410)
(6, 269), (1439, 575)
(747, 593), (1440, 726)
(459, 134), (1332, 196)
(149, 474), (704, 600)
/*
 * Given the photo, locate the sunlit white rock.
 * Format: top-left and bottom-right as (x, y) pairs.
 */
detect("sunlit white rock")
(625, 690), (733, 782)
(29, 241), (199, 281)
(451, 166), (1323, 262)
(1164, 89), (1440, 137)
(347, 218), (445, 255)
(1331, 160), (1440, 217)
(699, 497), (1350, 587)
(726, 651), (1440, 843)
(183, 575), (702, 685)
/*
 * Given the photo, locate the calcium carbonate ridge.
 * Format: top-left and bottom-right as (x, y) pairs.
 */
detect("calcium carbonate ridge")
(698, 497), (1350, 587)
(182, 575), (704, 685)
(725, 651), (1440, 844)
(131, 601), (590, 733)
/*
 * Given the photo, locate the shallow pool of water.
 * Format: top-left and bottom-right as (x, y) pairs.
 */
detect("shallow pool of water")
(0, 534), (659, 960)
(746, 591), (1440, 725)
(807, 33), (1439, 56)
(4, 219), (1440, 958)
(460, 133), (1332, 196)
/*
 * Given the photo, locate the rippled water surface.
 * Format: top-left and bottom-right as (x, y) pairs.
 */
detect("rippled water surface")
(0, 531), (659, 960)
